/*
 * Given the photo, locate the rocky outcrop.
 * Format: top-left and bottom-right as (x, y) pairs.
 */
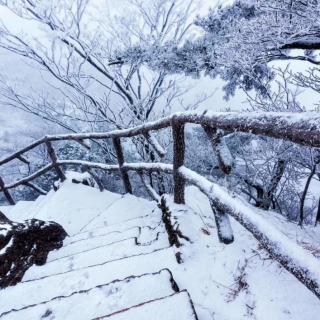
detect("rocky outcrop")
(0, 212), (67, 288)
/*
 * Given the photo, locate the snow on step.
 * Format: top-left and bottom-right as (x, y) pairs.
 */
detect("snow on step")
(0, 205), (13, 216)
(0, 248), (177, 313)
(1, 194), (47, 221)
(25, 194), (47, 215)
(4, 200), (35, 221)
(0, 269), (178, 320)
(99, 291), (198, 320)
(26, 182), (122, 235)
(15, 180), (159, 236)
(70, 211), (162, 244)
(23, 228), (168, 280)
(80, 193), (159, 232)
(47, 226), (140, 261)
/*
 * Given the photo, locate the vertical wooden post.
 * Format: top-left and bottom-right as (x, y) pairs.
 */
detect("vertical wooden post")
(45, 141), (66, 182)
(0, 176), (15, 205)
(172, 119), (185, 204)
(112, 137), (133, 194)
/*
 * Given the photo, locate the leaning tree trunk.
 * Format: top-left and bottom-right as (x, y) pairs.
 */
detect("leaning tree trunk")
(260, 159), (286, 210)
(300, 164), (316, 226)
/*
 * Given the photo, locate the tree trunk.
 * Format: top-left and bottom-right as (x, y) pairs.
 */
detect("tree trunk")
(262, 159), (286, 210)
(112, 137), (132, 194)
(300, 164), (316, 226)
(45, 141), (66, 182)
(203, 125), (234, 175)
(0, 177), (15, 205)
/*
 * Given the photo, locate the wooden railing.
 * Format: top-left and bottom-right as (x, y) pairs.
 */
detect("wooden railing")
(1, 110), (320, 298)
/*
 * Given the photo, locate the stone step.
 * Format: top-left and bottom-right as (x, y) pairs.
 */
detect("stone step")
(0, 247), (176, 314)
(4, 200), (35, 222)
(98, 290), (198, 320)
(50, 223), (165, 262)
(0, 269), (178, 320)
(23, 229), (168, 281)
(69, 213), (162, 244)
(79, 193), (159, 233)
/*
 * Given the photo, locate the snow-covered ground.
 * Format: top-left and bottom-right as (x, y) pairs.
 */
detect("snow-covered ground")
(0, 177), (319, 320)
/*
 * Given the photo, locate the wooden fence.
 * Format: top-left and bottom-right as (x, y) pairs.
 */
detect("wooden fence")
(1, 111), (320, 299)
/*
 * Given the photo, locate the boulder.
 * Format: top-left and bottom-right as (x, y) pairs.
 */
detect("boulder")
(0, 212), (67, 288)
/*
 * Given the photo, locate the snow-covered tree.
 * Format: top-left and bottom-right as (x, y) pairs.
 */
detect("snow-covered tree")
(0, 0), (199, 154)
(122, 0), (320, 97)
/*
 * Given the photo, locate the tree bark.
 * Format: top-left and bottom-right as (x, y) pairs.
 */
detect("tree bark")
(203, 125), (233, 175)
(45, 141), (66, 182)
(263, 159), (286, 210)
(0, 177), (15, 205)
(112, 137), (133, 194)
(210, 200), (234, 244)
(300, 164), (316, 226)
(23, 182), (47, 195)
(172, 120), (185, 204)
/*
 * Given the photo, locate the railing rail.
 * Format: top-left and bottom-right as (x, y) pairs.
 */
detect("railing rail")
(1, 110), (320, 299)
(0, 111), (319, 197)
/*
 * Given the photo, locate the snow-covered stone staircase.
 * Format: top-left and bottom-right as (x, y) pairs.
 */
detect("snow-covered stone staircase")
(1, 174), (320, 320)
(0, 177), (197, 320)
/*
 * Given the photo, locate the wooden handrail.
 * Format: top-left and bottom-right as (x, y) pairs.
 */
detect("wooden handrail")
(1, 111), (320, 300)
(0, 111), (319, 205)
(1, 111), (320, 167)
(0, 111), (319, 206)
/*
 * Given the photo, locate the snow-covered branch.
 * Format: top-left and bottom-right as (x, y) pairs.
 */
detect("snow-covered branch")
(179, 166), (320, 299)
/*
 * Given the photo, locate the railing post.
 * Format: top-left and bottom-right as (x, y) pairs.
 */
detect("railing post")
(0, 176), (15, 205)
(45, 141), (66, 182)
(172, 119), (185, 204)
(112, 137), (133, 194)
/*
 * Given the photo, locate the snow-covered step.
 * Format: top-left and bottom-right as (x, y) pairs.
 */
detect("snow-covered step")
(4, 200), (36, 221)
(0, 248), (176, 314)
(27, 182), (123, 235)
(23, 232), (169, 280)
(80, 193), (159, 232)
(67, 212), (162, 245)
(0, 205), (13, 216)
(0, 269), (178, 320)
(1, 195), (46, 221)
(48, 227), (140, 261)
(49, 223), (165, 262)
(27, 194), (47, 214)
(100, 290), (198, 320)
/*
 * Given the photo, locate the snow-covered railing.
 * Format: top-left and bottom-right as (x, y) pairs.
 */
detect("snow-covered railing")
(0, 111), (319, 204)
(1, 111), (320, 299)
